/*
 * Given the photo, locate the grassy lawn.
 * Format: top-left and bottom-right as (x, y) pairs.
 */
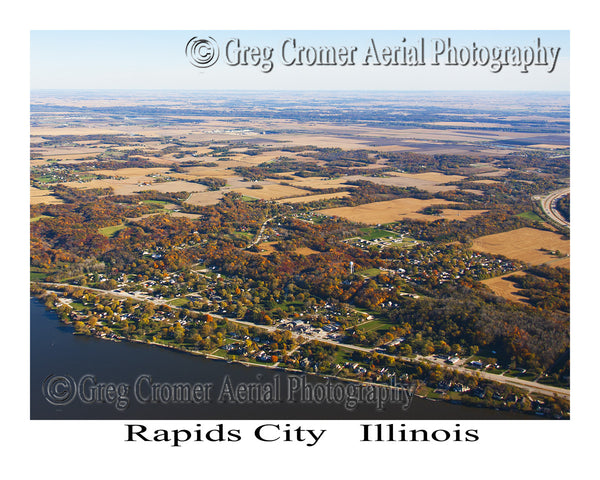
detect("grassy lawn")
(30, 271), (48, 281)
(517, 211), (545, 222)
(141, 200), (169, 206)
(357, 268), (382, 277)
(279, 300), (306, 312)
(168, 297), (189, 307)
(355, 319), (394, 333)
(98, 224), (127, 238)
(232, 231), (254, 241)
(332, 346), (354, 365)
(209, 348), (230, 358)
(358, 227), (399, 240)
(239, 195), (258, 202)
(34, 175), (57, 183)
(69, 301), (87, 311)
(30, 215), (52, 222)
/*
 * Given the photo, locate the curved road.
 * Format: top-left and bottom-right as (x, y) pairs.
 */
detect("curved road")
(537, 188), (570, 227)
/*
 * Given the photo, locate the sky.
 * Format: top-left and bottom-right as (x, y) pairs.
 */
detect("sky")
(30, 30), (569, 91)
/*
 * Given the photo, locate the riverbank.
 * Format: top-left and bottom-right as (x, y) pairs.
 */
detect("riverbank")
(67, 308), (545, 419)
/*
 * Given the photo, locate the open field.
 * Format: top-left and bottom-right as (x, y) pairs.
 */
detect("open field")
(98, 224), (127, 238)
(232, 184), (309, 200)
(283, 176), (359, 189)
(59, 177), (207, 196)
(184, 191), (224, 206)
(481, 271), (528, 304)
(345, 172), (463, 193)
(472, 227), (570, 267)
(278, 191), (351, 204)
(254, 242), (320, 256)
(30, 187), (63, 204)
(319, 198), (487, 225)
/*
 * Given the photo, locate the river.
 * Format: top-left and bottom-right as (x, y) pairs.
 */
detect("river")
(30, 298), (534, 420)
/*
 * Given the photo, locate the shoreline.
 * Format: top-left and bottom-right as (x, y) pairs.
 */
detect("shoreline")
(31, 293), (558, 418)
(74, 319), (540, 418)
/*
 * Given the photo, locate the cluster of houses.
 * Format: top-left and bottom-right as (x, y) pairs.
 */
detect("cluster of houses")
(344, 234), (416, 251)
(392, 249), (519, 285)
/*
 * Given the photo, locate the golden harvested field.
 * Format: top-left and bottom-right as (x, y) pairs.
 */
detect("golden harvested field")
(285, 176), (358, 189)
(270, 134), (373, 149)
(30, 187), (63, 204)
(170, 212), (202, 219)
(278, 192), (351, 204)
(388, 172), (465, 183)
(234, 150), (302, 164)
(60, 177), (206, 196)
(232, 184), (309, 200)
(319, 198), (486, 225)
(255, 242), (278, 255)
(185, 191), (224, 206)
(541, 257), (571, 269)
(481, 271), (528, 304)
(472, 227), (570, 267)
(182, 166), (237, 177)
(343, 172), (462, 193)
(274, 172), (463, 194)
(254, 242), (320, 256)
(294, 246), (320, 255)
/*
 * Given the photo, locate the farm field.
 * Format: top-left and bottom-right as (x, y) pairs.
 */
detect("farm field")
(59, 177), (207, 196)
(318, 198), (487, 225)
(472, 227), (570, 267)
(481, 271), (528, 304)
(184, 191), (225, 206)
(254, 242), (319, 256)
(232, 184), (309, 200)
(30, 187), (63, 204)
(278, 191), (351, 204)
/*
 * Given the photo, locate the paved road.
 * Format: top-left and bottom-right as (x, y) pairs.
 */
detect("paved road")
(35, 282), (570, 399)
(537, 187), (570, 227)
(247, 217), (274, 248)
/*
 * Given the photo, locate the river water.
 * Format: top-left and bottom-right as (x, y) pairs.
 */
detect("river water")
(30, 298), (534, 420)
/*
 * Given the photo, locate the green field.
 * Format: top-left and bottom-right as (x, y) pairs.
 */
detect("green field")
(357, 268), (382, 277)
(141, 200), (169, 206)
(332, 346), (354, 365)
(517, 211), (544, 222)
(168, 297), (189, 307)
(31, 215), (52, 222)
(98, 224), (127, 238)
(355, 319), (394, 333)
(358, 227), (399, 240)
(30, 271), (47, 281)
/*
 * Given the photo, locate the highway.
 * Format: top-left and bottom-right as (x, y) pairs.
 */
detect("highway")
(537, 187), (570, 228)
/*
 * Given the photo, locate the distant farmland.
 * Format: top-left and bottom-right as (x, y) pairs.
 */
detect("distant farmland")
(318, 198), (486, 225)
